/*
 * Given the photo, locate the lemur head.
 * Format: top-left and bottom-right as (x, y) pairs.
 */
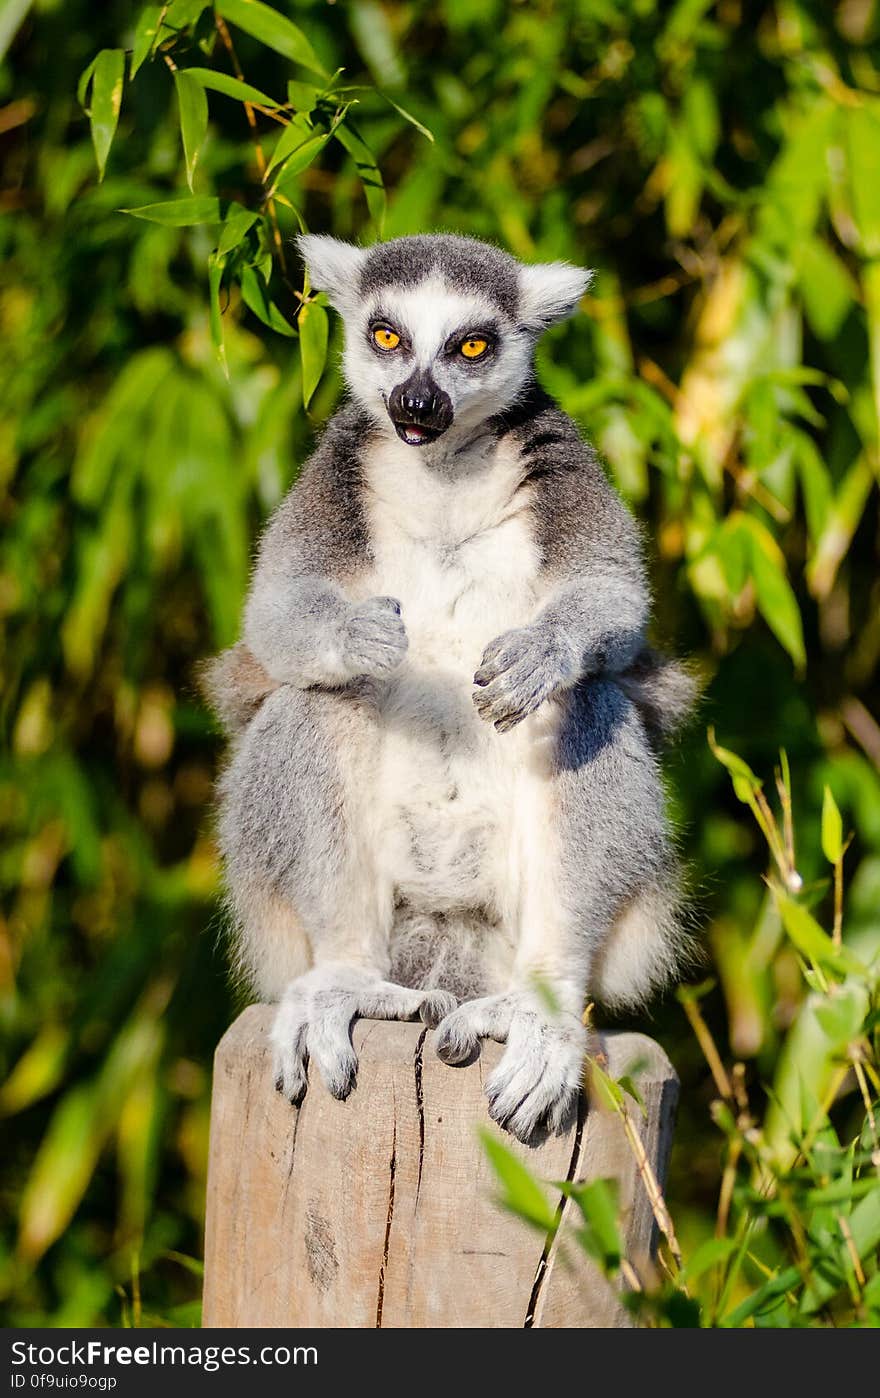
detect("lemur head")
(296, 233), (591, 447)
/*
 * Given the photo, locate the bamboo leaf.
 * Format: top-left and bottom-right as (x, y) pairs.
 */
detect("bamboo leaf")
(239, 264), (296, 337)
(846, 102), (880, 259)
(742, 518), (806, 669)
(216, 204), (258, 255)
(335, 120), (386, 231)
(562, 1178), (622, 1274)
(480, 1130), (558, 1233)
(182, 66), (280, 108)
(215, 0), (326, 76)
(298, 298), (328, 409)
(208, 252), (228, 378)
(130, 5), (164, 77)
(821, 786), (843, 866)
(382, 93), (434, 142)
(707, 728), (764, 805)
(269, 132), (330, 195)
(774, 890), (864, 976)
(88, 49), (125, 180)
(122, 196), (231, 225)
(174, 70), (208, 191)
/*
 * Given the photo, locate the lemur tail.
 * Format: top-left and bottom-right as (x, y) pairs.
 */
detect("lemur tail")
(617, 647), (698, 745)
(198, 642), (278, 735)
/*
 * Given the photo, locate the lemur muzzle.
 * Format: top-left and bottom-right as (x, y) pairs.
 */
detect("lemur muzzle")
(388, 368), (454, 445)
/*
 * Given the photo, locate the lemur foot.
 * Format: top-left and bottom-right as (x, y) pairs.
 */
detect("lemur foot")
(272, 964), (456, 1104)
(435, 991), (587, 1142)
(473, 625), (578, 733)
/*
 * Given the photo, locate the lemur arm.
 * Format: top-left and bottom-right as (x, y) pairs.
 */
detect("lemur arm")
(473, 396), (649, 731)
(242, 406), (406, 690)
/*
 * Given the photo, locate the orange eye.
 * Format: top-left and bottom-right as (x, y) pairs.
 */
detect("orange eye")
(460, 337), (488, 359)
(373, 326), (400, 351)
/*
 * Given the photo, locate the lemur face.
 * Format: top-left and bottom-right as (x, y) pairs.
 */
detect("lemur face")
(297, 234), (591, 450)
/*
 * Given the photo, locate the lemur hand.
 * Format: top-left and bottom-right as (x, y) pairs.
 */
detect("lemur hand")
(340, 596), (408, 680)
(435, 989), (588, 1141)
(473, 624), (578, 732)
(272, 965), (456, 1104)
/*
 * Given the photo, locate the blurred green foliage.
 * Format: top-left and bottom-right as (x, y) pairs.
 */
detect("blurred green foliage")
(1, 0), (878, 1326)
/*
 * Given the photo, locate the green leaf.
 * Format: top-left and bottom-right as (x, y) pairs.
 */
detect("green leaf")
(208, 252), (228, 378)
(287, 79), (321, 113)
(174, 70), (208, 191)
(130, 5), (164, 77)
(588, 1055), (625, 1111)
(382, 93), (434, 142)
(88, 49), (125, 181)
(215, 0), (326, 76)
(802, 1185), (880, 1313)
(796, 238), (855, 342)
(298, 298), (328, 409)
(0, 1025), (68, 1117)
(335, 120), (386, 231)
(0, 0), (34, 65)
(239, 264), (296, 337)
(122, 196), (230, 225)
(480, 1130), (559, 1233)
(181, 66), (280, 108)
(821, 785), (844, 865)
(265, 116), (320, 176)
(680, 1237), (738, 1286)
(216, 205), (258, 255)
(565, 1178), (622, 1274)
(774, 890), (864, 976)
(269, 132), (331, 195)
(722, 1266), (801, 1327)
(349, 0), (405, 89)
(76, 55), (98, 109)
(743, 518), (806, 669)
(846, 101), (880, 259)
(707, 729), (764, 805)
(813, 981), (869, 1042)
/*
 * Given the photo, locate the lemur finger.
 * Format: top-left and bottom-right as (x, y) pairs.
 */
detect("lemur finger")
(487, 1018), (586, 1139)
(357, 983), (457, 1027)
(473, 649), (514, 687)
(346, 616), (407, 644)
(307, 1005), (359, 1101)
(270, 998), (309, 1105)
(419, 988), (458, 1027)
(434, 994), (510, 1064)
(355, 595), (402, 618)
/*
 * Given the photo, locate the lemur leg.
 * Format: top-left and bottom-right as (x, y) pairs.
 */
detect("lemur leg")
(436, 680), (675, 1142)
(219, 685), (455, 1104)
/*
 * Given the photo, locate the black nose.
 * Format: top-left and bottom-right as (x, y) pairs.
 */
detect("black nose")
(401, 388), (436, 419)
(388, 368), (454, 442)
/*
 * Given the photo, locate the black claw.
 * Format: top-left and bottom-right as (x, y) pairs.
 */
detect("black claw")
(329, 1072), (356, 1101)
(275, 1074), (284, 1093)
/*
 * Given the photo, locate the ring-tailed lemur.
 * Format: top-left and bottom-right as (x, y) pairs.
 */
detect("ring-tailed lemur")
(204, 233), (694, 1143)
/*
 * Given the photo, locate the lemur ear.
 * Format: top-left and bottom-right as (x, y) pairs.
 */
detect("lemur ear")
(518, 260), (593, 330)
(295, 234), (367, 310)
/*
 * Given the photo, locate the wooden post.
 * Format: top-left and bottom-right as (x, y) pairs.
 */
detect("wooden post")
(203, 1005), (678, 1328)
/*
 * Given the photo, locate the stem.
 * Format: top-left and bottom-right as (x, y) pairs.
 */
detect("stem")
(618, 1097), (684, 1274)
(832, 854), (843, 945)
(680, 992), (733, 1101)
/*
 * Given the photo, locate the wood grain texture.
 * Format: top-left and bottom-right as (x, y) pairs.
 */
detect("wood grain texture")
(202, 1005), (678, 1329)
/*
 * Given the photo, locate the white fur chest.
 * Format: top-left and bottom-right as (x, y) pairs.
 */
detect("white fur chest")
(360, 432), (539, 672)
(359, 432), (542, 914)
